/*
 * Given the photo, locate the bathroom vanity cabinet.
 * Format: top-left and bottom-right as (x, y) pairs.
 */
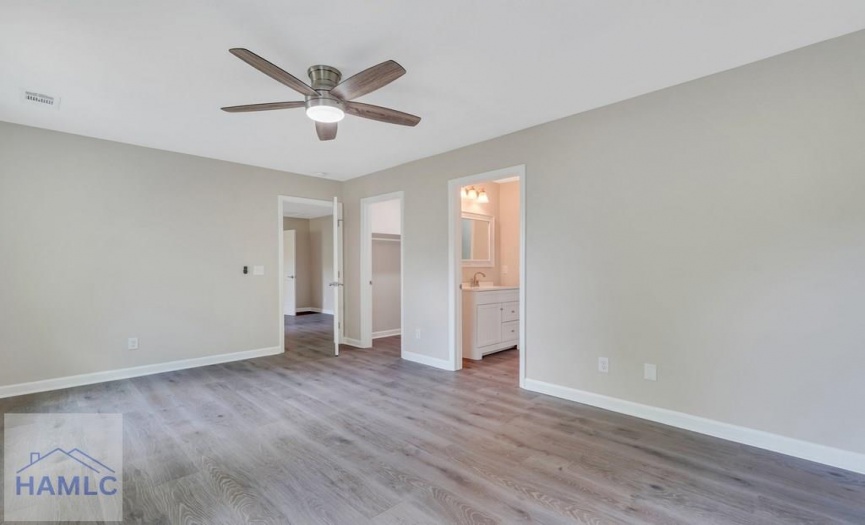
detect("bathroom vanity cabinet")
(461, 287), (519, 360)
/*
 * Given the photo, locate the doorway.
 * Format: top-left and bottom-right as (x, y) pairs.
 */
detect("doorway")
(278, 195), (344, 356)
(360, 192), (404, 352)
(448, 166), (526, 386)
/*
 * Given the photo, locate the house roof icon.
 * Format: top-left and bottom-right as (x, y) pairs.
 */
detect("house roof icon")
(16, 448), (115, 475)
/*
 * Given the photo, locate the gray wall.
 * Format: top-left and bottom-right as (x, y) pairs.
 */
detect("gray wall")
(282, 218), (312, 309)
(341, 30), (865, 454)
(0, 122), (340, 386)
(308, 216), (334, 314)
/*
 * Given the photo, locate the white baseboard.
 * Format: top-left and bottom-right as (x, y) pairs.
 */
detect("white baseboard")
(342, 337), (370, 349)
(0, 346), (284, 399)
(295, 307), (333, 315)
(372, 329), (402, 339)
(401, 351), (456, 371)
(295, 307), (318, 313)
(523, 378), (865, 475)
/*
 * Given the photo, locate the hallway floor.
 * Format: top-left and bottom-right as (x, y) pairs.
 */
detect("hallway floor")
(285, 312), (334, 353)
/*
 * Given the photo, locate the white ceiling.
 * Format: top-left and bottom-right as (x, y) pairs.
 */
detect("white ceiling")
(2, 2), (865, 181)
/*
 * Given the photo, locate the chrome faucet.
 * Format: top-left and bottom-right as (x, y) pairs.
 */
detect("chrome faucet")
(471, 272), (486, 288)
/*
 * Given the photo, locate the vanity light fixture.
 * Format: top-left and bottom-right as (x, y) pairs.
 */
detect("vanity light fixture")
(461, 185), (489, 202)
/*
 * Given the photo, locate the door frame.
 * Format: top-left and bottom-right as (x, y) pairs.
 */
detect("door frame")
(359, 191), (405, 351)
(283, 229), (297, 316)
(332, 197), (344, 356)
(277, 195), (337, 349)
(447, 165), (526, 387)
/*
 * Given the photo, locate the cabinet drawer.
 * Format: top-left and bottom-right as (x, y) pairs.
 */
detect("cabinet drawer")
(501, 301), (519, 322)
(499, 290), (519, 304)
(501, 320), (519, 343)
(472, 290), (507, 305)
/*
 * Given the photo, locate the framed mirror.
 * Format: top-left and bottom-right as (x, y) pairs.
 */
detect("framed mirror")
(461, 212), (495, 267)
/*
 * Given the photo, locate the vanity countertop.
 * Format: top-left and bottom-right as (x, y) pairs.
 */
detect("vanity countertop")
(461, 285), (519, 292)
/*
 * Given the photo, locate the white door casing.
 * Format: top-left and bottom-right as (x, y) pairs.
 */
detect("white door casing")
(283, 230), (297, 316)
(332, 197), (344, 356)
(359, 192), (405, 350)
(447, 165), (527, 386)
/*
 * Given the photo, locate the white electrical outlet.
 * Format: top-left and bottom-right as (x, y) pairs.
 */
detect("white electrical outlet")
(598, 357), (609, 373)
(415, 328), (422, 340)
(644, 363), (657, 381)
(127, 337), (139, 350)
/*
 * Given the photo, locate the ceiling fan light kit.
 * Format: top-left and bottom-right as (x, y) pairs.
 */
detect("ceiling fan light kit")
(221, 49), (421, 141)
(306, 97), (345, 123)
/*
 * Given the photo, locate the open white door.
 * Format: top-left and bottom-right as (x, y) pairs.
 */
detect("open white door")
(283, 230), (297, 316)
(331, 196), (344, 356)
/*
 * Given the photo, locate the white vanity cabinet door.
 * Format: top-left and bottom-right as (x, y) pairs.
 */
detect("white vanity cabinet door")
(501, 301), (519, 322)
(501, 320), (519, 344)
(475, 303), (502, 348)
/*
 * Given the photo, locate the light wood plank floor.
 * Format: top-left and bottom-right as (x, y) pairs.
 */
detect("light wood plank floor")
(1, 313), (863, 524)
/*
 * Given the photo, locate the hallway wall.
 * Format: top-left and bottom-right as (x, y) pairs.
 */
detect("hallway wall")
(282, 218), (312, 310)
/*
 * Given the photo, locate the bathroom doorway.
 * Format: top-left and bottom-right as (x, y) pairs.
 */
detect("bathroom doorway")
(359, 192), (405, 353)
(448, 166), (526, 386)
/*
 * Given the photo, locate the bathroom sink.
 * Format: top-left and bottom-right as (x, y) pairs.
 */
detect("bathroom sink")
(462, 283), (519, 291)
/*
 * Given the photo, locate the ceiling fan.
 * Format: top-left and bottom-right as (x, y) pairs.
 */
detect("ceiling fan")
(221, 48), (421, 141)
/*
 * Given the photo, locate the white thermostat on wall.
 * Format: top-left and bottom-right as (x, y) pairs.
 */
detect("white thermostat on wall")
(253, 265), (264, 276)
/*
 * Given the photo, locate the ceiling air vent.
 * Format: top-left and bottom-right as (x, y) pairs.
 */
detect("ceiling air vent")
(21, 90), (60, 109)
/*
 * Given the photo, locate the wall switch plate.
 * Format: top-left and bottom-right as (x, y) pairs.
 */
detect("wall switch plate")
(503, 265), (509, 274)
(598, 357), (609, 373)
(253, 265), (264, 276)
(127, 337), (139, 350)
(644, 363), (657, 381)
(415, 328), (421, 340)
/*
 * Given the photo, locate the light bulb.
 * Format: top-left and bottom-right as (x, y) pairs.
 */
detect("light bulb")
(306, 97), (345, 123)
(306, 105), (345, 123)
(467, 187), (478, 199)
(477, 189), (489, 203)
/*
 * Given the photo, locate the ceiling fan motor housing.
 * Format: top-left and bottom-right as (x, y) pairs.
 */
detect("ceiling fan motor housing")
(307, 65), (342, 91)
(306, 65), (345, 118)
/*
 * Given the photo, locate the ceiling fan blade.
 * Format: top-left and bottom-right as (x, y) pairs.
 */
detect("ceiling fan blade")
(221, 101), (305, 113)
(316, 121), (337, 141)
(330, 60), (406, 101)
(344, 101), (421, 127)
(229, 48), (318, 97)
